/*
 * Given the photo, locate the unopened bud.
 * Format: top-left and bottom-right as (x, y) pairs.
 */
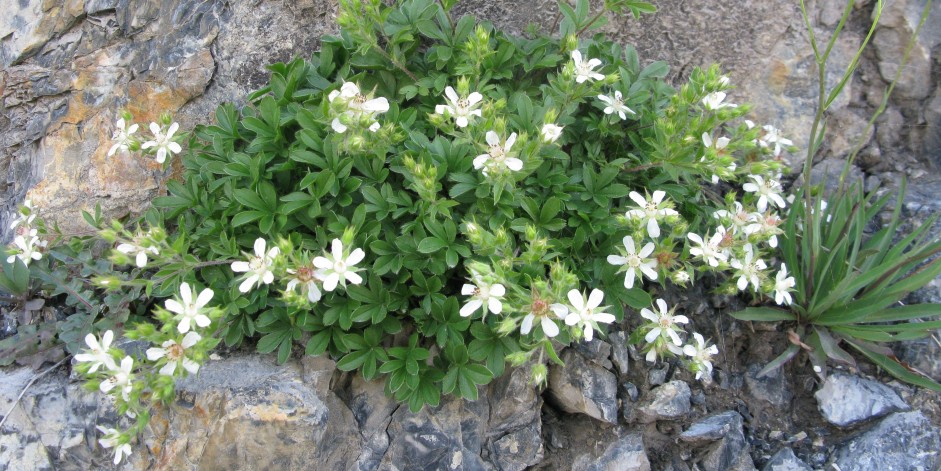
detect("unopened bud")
(505, 351), (530, 367)
(531, 363), (548, 386)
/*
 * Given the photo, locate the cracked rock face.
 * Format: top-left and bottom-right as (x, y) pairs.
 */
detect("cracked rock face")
(0, 353), (546, 470)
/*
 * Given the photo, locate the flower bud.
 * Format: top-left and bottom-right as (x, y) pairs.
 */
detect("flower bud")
(497, 317), (517, 336)
(505, 351), (531, 367)
(530, 363), (548, 386)
(563, 34), (578, 54)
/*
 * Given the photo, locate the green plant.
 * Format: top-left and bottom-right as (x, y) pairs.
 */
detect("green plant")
(731, 0), (941, 390)
(3, 0), (808, 462)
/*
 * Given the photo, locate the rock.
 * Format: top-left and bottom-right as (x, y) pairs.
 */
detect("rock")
(745, 363), (792, 407)
(648, 364), (670, 386)
(679, 411), (744, 445)
(680, 409), (755, 471)
(547, 348), (619, 424)
(573, 433), (650, 471)
(636, 380), (691, 423)
(925, 90), (941, 167)
(608, 331), (630, 376)
(823, 109), (873, 160)
(762, 447), (811, 471)
(814, 373), (910, 427)
(872, 0), (938, 101)
(377, 396), (490, 471)
(794, 158), (865, 195)
(573, 338), (614, 371)
(830, 411), (941, 470)
(488, 421), (543, 471)
(0, 364), (104, 470)
(133, 354), (363, 470)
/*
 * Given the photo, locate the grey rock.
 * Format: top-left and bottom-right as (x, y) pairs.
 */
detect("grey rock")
(746, 363), (792, 407)
(648, 364), (670, 386)
(925, 90), (941, 168)
(573, 338), (614, 371)
(608, 331), (631, 376)
(488, 421), (543, 471)
(814, 373), (910, 427)
(378, 397), (489, 471)
(830, 411), (941, 470)
(794, 158), (865, 195)
(573, 433), (650, 471)
(762, 447), (812, 471)
(679, 411), (744, 445)
(636, 380), (691, 423)
(692, 410), (755, 471)
(547, 348), (619, 424)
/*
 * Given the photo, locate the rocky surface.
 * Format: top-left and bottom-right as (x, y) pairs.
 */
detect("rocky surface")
(815, 373), (911, 427)
(546, 348), (618, 424)
(829, 411), (941, 470)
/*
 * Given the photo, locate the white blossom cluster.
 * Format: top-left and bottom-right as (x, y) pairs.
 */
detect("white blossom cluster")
(107, 116), (182, 164)
(6, 200), (46, 266)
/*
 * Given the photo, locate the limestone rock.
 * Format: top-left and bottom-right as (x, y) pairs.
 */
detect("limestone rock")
(636, 380), (691, 423)
(132, 354), (363, 470)
(573, 433), (650, 471)
(688, 411), (755, 471)
(830, 411), (941, 470)
(762, 447), (812, 471)
(679, 411), (744, 445)
(547, 348), (619, 424)
(814, 373), (910, 427)
(745, 363), (792, 407)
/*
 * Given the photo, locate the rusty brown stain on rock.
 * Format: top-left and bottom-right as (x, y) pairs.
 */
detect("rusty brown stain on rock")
(767, 59), (789, 94)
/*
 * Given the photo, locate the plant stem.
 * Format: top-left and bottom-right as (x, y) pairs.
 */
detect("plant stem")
(575, 8), (607, 37)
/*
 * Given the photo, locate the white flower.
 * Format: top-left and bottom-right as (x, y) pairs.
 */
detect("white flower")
(702, 91), (737, 110)
(165, 282), (214, 333)
(683, 332), (719, 381)
(108, 118), (139, 156)
(328, 82), (389, 133)
(625, 190), (678, 238)
(713, 201), (751, 234)
(607, 235), (657, 289)
(759, 124), (793, 157)
(730, 244), (767, 291)
(141, 122), (182, 164)
(435, 86), (483, 128)
(598, 90), (635, 120)
(520, 299), (563, 338)
(702, 132), (730, 154)
(100, 355), (134, 401)
(701, 132), (733, 184)
(473, 131), (523, 176)
(74, 330), (117, 373)
(554, 289), (615, 342)
(640, 298), (689, 349)
(146, 331), (202, 376)
(286, 264), (323, 303)
(717, 75), (731, 87)
(313, 239), (365, 291)
(687, 229), (728, 268)
(773, 263), (796, 306)
(742, 175), (787, 212)
(460, 281), (506, 318)
(572, 50), (604, 83)
(231, 238), (280, 293)
(673, 270), (691, 284)
(97, 426), (132, 465)
(9, 200), (35, 230)
(7, 233), (44, 265)
(745, 211), (784, 248)
(541, 123), (564, 143)
(116, 233), (160, 268)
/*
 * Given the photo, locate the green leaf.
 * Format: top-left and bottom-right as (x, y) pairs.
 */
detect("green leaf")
(728, 307), (797, 322)
(417, 237), (448, 253)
